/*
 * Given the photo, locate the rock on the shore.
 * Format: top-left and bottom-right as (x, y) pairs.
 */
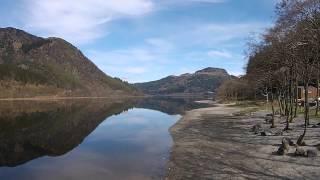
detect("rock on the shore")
(277, 138), (291, 155)
(295, 147), (318, 157)
(261, 131), (272, 136)
(283, 137), (295, 146)
(273, 130), (283, 136)
(265, 116), (273, 124)
(300, 141), (307, 146)
(307, 149), (318, 157)
(282, 138), (290, 150)
(277, 145), (288, 156)
(277, 146), (288, 155)
(252, 124), (262, 134)
(295, 147), (307, 157)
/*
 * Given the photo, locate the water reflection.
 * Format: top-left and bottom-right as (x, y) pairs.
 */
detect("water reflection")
(0, 100), (133, 167)
(0, 97), (211, 179)
(136, 96), (212, 115)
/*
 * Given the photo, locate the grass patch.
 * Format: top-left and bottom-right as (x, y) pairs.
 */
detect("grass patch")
(227, 101), (262, 108)
(233, 107), (260, 116)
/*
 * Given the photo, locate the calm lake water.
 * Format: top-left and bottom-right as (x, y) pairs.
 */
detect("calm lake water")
(0, 97), (211, 180)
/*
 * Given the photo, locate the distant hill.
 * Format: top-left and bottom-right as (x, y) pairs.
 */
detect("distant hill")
(0, 27), (137, 98)
(134, 67), (231, 95)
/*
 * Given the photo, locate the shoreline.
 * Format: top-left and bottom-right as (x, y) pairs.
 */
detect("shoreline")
(0, 95), (146, 101)
(166, 103), (320, 179)
(0, 94), (208, 101)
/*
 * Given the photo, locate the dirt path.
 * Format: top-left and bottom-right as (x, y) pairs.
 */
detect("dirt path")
(166, 104), (320, 180)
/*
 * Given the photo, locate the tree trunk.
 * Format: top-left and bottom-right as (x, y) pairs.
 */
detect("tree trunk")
(284, 75), (290, 131)
(297, 82), (309, 145)
(278, 93), (283, 116)
(281, 94), (286, 116)
(294, 79), (298, 118)
(284, 94), (290, 131)
(289, 67), (294, 123)
(271, 92), (276, 128)
(316, 77), (319, 116)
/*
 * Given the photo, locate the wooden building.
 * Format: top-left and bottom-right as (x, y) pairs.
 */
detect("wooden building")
(297, 86), (319, 101)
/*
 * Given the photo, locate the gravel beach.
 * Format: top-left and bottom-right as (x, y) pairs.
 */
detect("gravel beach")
(166, 104), (320, 180)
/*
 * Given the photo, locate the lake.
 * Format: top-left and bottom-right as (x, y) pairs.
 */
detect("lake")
(0, 97), (211, 180)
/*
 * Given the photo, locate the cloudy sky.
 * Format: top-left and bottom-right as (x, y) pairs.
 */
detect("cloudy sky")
(0, 0), (278, 83)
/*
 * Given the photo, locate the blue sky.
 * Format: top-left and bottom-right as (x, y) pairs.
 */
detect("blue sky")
(0, 0), (278, 83)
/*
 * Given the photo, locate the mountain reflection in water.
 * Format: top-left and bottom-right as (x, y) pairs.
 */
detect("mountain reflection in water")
(135, 96), (213, 115)
(0, 99), (133, 167)
(0, 97), (212, 179)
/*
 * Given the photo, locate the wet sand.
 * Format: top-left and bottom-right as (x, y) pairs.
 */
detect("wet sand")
(166, 104), (320, 180)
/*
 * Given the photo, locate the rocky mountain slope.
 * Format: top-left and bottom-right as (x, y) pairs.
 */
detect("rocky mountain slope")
(134, 67), (231, 95)
(0, 27), (137, 98)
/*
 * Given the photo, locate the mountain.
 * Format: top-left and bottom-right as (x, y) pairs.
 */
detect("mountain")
(0, 27), (137, 98)
(134, 67), (231, 95)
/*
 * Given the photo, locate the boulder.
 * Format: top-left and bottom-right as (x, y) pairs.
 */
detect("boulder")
(307, 149), (318, 157)
(300, 141), (307, 146)
(261, 131), (272, 136)
(283, 137), (295, 146)
(276, 138), (291, 155)
(252, 124), (262, 134)
(295, 147), (307, 157)
(265, 116), (273, 124)
(273, 129), (283, 136)
(277, 146), (287, 155)
(282, 138), (290, 150)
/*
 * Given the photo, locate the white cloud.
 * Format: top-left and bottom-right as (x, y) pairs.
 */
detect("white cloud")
(191, 22), (269, 46)
(87, 38), (174, 68)
(83, 21), (264, 82)
(19, 0), (232, 46)
(207, 50), (232, 58)
(23, 0), (154, 44)
(152, 22), (270, 50)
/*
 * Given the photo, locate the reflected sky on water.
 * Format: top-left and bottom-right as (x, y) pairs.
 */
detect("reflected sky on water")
(0, 97), (212, 180)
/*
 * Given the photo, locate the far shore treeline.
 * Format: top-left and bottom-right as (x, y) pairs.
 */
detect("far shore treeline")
(217, 0), (320, 145)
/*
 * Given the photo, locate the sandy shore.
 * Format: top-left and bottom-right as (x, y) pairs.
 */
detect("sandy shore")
(166, 104), (320, 180)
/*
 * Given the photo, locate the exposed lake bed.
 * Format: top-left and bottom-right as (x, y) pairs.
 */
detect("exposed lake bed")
(167, 104), (320, 180)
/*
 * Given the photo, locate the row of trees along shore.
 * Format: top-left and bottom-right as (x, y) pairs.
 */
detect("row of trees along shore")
(217, 0), (320, 145)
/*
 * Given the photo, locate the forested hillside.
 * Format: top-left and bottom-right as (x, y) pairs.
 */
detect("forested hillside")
(0, 27), (137, 98)
(134, 67), (231, 95)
